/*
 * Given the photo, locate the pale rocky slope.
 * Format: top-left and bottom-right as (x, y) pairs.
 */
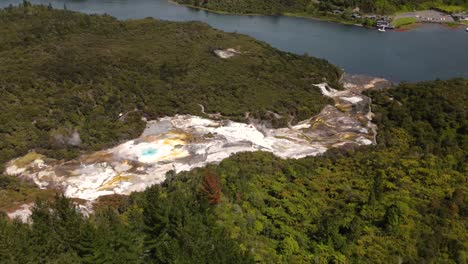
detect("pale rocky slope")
(5, 76), (389, 204)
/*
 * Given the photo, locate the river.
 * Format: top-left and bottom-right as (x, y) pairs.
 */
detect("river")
(2, 0), (467, 82)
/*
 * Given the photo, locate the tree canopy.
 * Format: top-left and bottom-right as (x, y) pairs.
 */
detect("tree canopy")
(1, 77), (466, 263)
(0, 4), (467, 264)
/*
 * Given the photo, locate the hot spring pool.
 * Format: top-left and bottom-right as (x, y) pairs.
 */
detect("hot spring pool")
(141, 148), (158, 157)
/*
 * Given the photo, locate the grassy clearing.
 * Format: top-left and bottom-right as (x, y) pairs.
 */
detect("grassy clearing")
(445, 22), (459, 28)
(392, 17), (418, 27)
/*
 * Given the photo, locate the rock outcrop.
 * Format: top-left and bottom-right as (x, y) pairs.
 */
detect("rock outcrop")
(213, 48), (241, 59)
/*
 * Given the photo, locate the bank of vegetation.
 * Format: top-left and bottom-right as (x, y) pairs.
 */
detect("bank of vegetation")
(176, 0), (468, 15)
(0, 4), (467, 264)
(1, 78), (467, 263)
(175, 0), (468, 24)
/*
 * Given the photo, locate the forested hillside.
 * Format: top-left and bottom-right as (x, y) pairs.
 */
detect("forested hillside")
(0, 4), (467, 264)
(175, 0), (468, 15)
(0, 4), (340, 171)
(1, 77), (466, 262)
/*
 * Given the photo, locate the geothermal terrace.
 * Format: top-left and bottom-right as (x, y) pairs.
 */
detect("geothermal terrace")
(5, 76), (389, 202)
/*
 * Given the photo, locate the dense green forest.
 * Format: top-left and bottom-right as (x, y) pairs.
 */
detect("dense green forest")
(0, 4), (467, 264)
(0, 4), (340, 171)
(1, 78), (466, 263)
(175, 0), (468, 16)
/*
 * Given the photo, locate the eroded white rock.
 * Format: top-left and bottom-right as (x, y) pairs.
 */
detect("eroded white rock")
(214, 48), (241, 59)
(5, 80), (380, 202)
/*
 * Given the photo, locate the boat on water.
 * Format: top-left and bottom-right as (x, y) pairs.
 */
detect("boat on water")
(378, 27), (386, 32)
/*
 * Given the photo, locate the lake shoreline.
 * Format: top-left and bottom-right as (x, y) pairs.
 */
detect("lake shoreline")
(171, 0), (467, 32)
(2, 0), (467, 81)
(169, 1), (373, 29)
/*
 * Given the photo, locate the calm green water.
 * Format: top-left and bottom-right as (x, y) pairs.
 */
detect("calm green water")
(2, 0), (467, 81)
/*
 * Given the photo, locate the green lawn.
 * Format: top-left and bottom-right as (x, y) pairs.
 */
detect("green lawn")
(446, 22), (458, 28)
(392, 17), (418, 27)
